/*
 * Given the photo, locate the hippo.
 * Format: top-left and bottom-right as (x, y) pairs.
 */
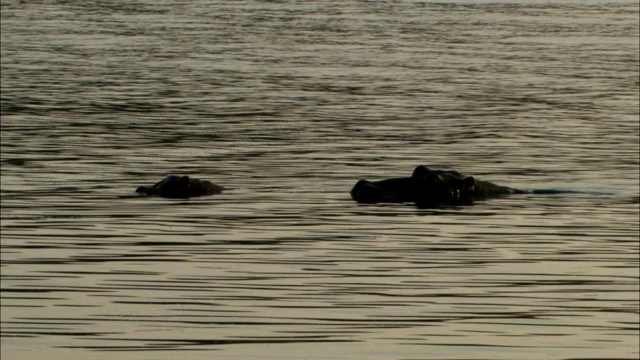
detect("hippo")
(352, 165), (589, 206)
(350, 166), (474, 206)
(136, 175), (224, 198)
(420, 166), (581, 199)
(413, 166), (525, 198)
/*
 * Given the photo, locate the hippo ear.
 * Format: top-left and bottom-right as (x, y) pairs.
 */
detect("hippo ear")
(178, 176), (191, 187)
(461, 176), (475, 189)
(412, 165), (431, 177)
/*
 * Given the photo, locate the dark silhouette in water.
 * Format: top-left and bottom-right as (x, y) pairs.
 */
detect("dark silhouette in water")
(350, 166), (474, 206)
(351, 165), (586, 206)
(136, 175), (224, 198)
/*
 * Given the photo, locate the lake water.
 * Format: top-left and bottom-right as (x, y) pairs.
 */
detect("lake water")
(1, 1), (639, 359)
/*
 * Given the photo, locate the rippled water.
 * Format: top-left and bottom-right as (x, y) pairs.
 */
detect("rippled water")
(1, 1), (639, 359)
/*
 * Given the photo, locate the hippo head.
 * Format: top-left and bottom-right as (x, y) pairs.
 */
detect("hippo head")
(135, 175), (191, 198)
(412, 165), (475, 203)
(350, 179), (386, 203)
(136, 175), (224, 198)
(410, 166), (475, 205)
(350, 166), (475, 205)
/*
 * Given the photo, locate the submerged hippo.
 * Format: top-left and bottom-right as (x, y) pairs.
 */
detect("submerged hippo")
(350, 166), (474, 206)
(420, 166), (582, 198)
(136, 175), (224, 198)
(351, 165), (579, 206)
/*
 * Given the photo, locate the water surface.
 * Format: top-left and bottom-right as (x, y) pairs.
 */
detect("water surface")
(1, 1), (639, 359)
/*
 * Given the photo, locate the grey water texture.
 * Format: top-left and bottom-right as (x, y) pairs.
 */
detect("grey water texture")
(1, 1), (639, 360)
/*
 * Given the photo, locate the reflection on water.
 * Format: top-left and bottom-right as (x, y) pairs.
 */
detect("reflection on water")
(1, 1), (639, 359)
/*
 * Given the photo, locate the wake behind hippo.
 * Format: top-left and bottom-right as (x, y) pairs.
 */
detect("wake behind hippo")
(136, 175), (224, 198)
(351, 165), (584, 206)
